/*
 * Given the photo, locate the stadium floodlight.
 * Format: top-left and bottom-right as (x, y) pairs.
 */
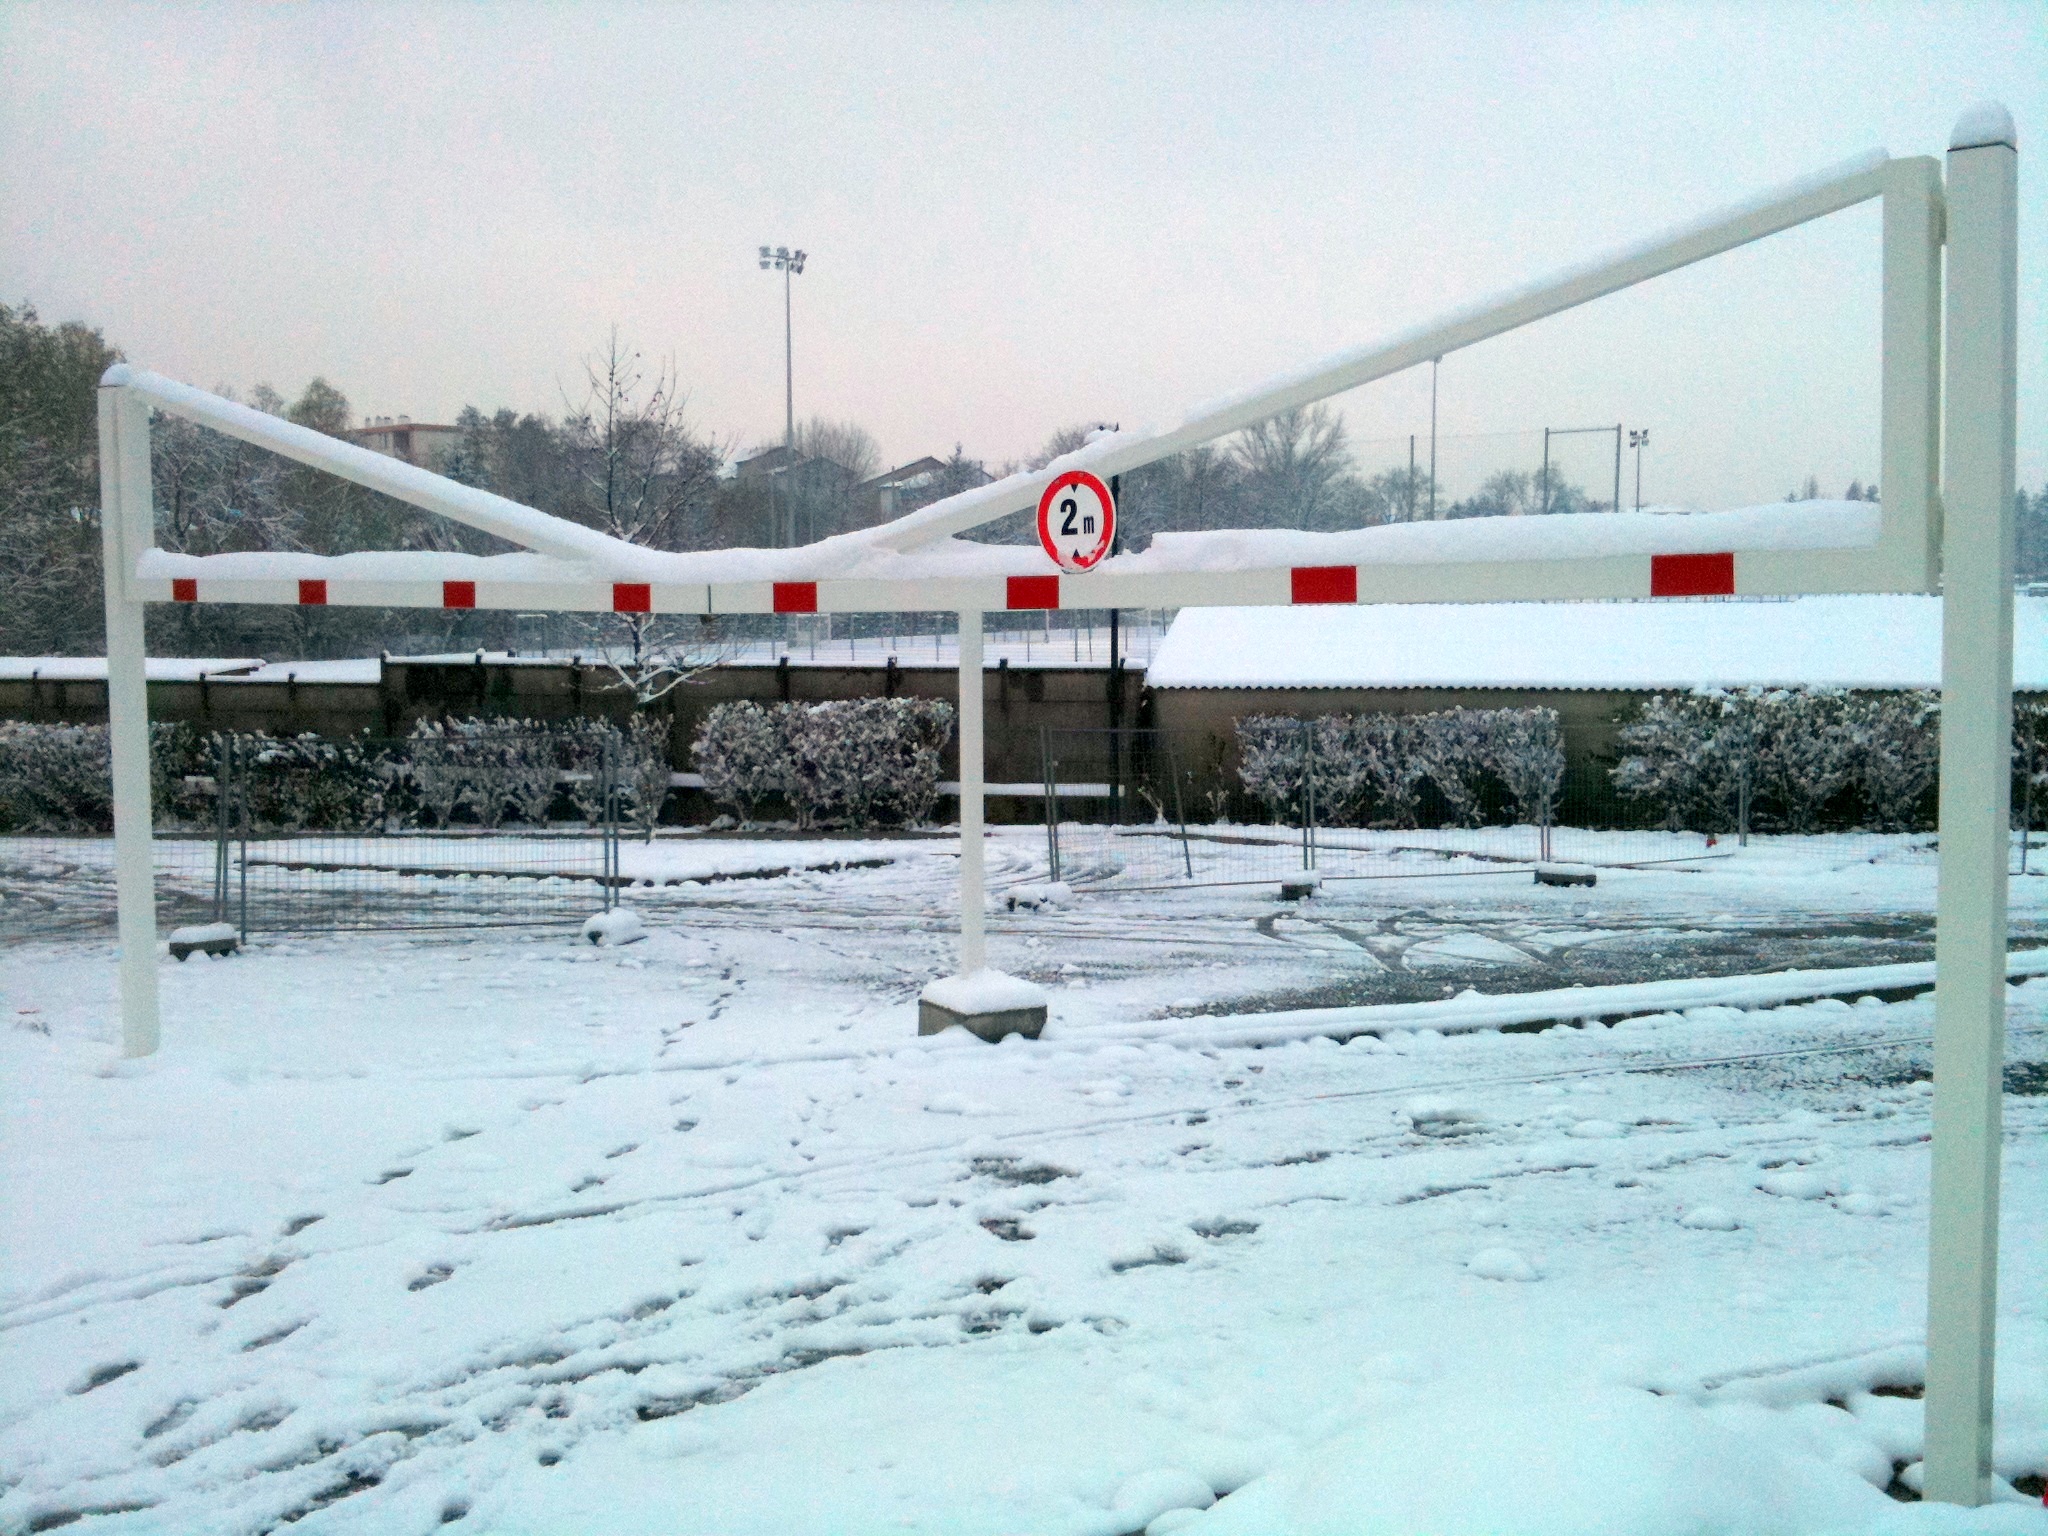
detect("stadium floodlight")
(1629, 427), (1651, 512)
(758, 243), (809, 543)
(93, 109), (2017, 1508)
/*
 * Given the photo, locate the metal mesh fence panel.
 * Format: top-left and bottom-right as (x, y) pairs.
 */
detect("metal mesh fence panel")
(1039, 723), (1955, 894)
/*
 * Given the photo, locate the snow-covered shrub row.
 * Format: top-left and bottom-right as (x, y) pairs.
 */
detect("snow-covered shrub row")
(691, 698), (955, 829)
(0, 722), (220, 833)
(1611, 688), (1941, 833)
(1235, 708), (1564, 829)
(0, 716), (676, 835)
(402, 717), (667, 832)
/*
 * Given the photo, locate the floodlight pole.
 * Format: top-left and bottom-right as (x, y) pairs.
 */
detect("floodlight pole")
(1923, 106), (2018, 1509)
(957, 608), (986, 972)
(1428, 358), (1439, 518)
(97, 385), (160, 1057)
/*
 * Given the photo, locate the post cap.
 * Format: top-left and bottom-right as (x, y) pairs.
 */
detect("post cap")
(99, 362), (134, 388)
(1951, 102), (2016, 152)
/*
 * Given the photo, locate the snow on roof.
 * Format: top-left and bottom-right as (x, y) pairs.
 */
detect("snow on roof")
(229, 659), (384, 684)
(0, 657), (265, 682)
(1145, 595), (2048, 692)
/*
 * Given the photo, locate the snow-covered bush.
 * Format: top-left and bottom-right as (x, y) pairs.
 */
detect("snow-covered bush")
(0, 721), (228, 833)
(405, 720), (474, 829)
(1758, 689), (1858, 833)
(782, 698), (953, 829)
(231, 730), (390, 834)
(692, 702), (788, 822)
(617, 714), (675, 841)
(1488, 707), (1565, 827)
(1349, 713), (1431, 828)
(0, 722), (114, 832)
(1414, 708), (1497, 828)
(1612, 691), (1765, 833)
(1852, 691), (1939, 831)
(1235, 714), (1368, 824)
(1615, 687), (1939, 833)
(1235, 715), (1309, 822)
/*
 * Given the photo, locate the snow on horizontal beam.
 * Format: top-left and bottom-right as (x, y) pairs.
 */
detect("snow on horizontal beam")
(127, 502), (1891, 615)
(1147, 594), (2048, 692)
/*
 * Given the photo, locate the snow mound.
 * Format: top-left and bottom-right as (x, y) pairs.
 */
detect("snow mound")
(581, 907), (646, 946)
(1565, 1118), (1625, 1139)
(1404, 1097), (1488, 1137)
(1758, 1169), (1832, 1200)
(1003, 881), (1075, 911)
(1111, 1466), (1216, 1526)
(1679, 1205), (1742, 1231)
(1198, 1384), (1909, 1535)
(1466, 1247), (1541, 1282)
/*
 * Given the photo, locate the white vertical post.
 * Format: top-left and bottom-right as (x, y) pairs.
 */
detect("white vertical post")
(1880, 156), (1945, 588)
(957, 608), (986, 974)
(97, 384), (161, 1058)
(1924, 104), (2018, 1509)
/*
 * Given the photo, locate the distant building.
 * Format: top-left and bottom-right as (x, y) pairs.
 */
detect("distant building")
(352, 416), (461, 472)
(860, 457), (948, 517)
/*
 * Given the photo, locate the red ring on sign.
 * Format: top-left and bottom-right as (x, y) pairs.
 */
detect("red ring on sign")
(1036, 470), (1116, 573)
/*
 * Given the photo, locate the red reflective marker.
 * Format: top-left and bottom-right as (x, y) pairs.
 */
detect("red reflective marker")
(612, 583), (652, 614)
(1290, 565), (1357, 605)
(1650, 552), (1735, 597)
(171, 578), (197, 603)
(297, 579), (327, 606)
(442, 580), (476, 609)
(1007, 575), (1060, 611)
(773, 582), (818, 614)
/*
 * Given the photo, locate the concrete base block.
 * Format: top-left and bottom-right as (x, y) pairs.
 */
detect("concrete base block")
(1279, 878), (1320, 901)
(918, 998), (1048, 1043)
(167, 924), (239, 961)
(1535, 864), (1597, 888)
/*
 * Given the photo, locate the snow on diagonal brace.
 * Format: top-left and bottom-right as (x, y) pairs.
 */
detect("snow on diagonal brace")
(846, 150), (1917, 556)
(100, 365), (644, 572)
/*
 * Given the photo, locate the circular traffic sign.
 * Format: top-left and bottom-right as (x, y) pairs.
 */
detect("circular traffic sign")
(1036, 471), (1117, 573)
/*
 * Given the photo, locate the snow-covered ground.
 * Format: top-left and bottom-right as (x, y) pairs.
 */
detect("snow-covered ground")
(5, 832), (2048, 1534)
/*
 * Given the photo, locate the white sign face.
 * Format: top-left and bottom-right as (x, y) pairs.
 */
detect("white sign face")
(1036, 471), (1116, 573)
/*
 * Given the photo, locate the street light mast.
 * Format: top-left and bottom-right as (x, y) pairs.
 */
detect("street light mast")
(1628, 427), (1651, 513)
(758, 244), (808, 543)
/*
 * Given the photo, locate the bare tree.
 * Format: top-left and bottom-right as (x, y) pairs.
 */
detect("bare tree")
(1232, 405), (1351, 528)
(791, 416), (880, 482)
(557, 330), (735, 703)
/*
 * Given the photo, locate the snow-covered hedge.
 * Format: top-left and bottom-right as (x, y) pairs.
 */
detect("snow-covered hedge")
(1235, 708), (1564, 829)
(691, 697), (954, 829)
(1612, 687), (1941, 833)
(0, 715), (674, 835)
(0, 722), (217, 833)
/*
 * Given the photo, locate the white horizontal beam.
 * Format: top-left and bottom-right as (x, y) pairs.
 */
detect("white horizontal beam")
(102, 366), (643, 570)
(850, 150), (1902, 554)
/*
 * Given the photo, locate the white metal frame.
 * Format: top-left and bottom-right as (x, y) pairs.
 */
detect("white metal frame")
(94, 110), (2016, 1504)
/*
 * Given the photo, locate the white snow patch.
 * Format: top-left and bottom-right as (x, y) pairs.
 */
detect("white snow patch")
(1679, 1206), (1743, 1232)
(582, 907), (646, 946)
(1110, 1466), (1216, 1525)
(1758, 1169), (1834, 1200)
(1200, 1385), (1915, 1535)
(1467, 1247), (1541, 1282)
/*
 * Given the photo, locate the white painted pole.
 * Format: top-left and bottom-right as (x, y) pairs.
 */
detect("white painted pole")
(957, 608), (986, 974)
(98, 385), (162, 1057)
(1923, 103), (2018, 1509)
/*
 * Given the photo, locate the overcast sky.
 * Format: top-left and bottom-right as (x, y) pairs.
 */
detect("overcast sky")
(4, 2), (2041, 511)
